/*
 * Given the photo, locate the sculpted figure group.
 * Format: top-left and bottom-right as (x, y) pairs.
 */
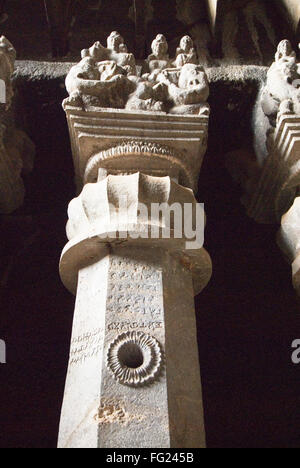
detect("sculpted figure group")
(261, 39), (300, 126)
(65, 31), (210, 115)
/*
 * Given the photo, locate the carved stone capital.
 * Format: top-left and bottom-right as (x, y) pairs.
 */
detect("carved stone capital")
(64, 106), (208, 192)
(60, 172), (212, 296)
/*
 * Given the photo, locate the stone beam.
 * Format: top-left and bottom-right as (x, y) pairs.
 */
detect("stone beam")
(58, 31), (212, 448)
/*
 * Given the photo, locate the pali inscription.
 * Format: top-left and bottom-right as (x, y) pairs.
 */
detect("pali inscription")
(108, 321), (163, 331)
(107, 258), (163, 319)
(70, 328), (104, 366)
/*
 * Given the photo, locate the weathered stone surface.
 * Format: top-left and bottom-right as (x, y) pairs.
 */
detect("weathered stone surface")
(60, 173), (212, 297)
(260, 40), (300, 128)
(175, 35), (198, 68)
(63, 105), (209, 192)
(58, 245), (207, 448)
(227, 40), (300, 223)
(58, 173), (211, 448)
(279, 0), (300, 33)
(64, 31), (210, 116)
(278, 197), (300, 295)
(0, 36), (35, 214)
(13, 59), (268, 89)
(247, 113), (300, 223)
(59, 32), (211, 449)
(0, 0), (294, 65)
(205, 0), (276, 64)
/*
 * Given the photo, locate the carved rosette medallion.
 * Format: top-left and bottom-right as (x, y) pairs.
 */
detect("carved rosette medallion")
(107, 331), (163, 387)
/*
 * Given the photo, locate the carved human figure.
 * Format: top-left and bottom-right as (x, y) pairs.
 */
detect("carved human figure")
(81, 33), (136, 76)
(65, 56), (134, 108)
(107, 31), (136, 75)
(66, 57), (100, 97)
(107, 30), (124, 54)
(98, 60), (125, 82)
(157, 63), (210, 114)
(275, 39), (296, 62)
(126, 80), (168, 112)
(175, 35), (197, 68)
(261, 40), (300, 125)
(146, 34), (170, 78)
(81, 41), (108, 62)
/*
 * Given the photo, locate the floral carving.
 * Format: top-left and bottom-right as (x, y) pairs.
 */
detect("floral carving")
(107, 331), (163, 387)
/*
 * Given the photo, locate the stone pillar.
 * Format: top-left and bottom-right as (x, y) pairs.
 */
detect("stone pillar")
(58, 173), (211, 448)
(0, 36), (35, 214)
(246, 112), (300, 223)
(203, 0), (275, 63)
(240, 40), (300, 224)
(227, 39), (300, 222)
(279, 0), (300, 34)
(58, 32), (212, 448)
(278, 197), (300, 295)
(226, 40), (300, 292)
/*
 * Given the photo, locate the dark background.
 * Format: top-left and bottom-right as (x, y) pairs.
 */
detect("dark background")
(0, 0), (296, 62)
(0, 0), (300, 448)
